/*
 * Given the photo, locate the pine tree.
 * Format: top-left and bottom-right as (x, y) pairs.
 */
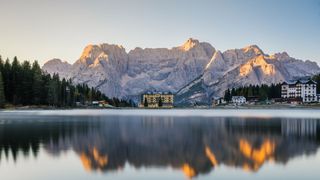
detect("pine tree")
(47, 74), (60, 106)
(60, 78), (67, 106)
(11, 57), (22, 104)
(112, 97), (120, 107)
(0, 56), (3, 73)
(313, 74), (320, 94)
(68, 82), (75, 106)
(3, 59), (11, 102)
(21, 61), (33, 105)
(41, 74), (51, 105)
(0, 57), (4, 107)
(247, 85), (253, 97)
(231, 88), (236, 96)
(224, 89), (231, 102)
(144, 97), (148, 107)
(158, 97), (163, 107)
(31, 61), (43, 105)
(128, 99), (135, 107)
(259, 85), (268, 101)
(0, 72), (5, 108)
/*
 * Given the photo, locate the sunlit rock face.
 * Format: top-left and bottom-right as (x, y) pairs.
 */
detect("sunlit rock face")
(178, 45), (320, 104)
(69, 44), (129, 97)
(1, 116), (320, 178)
(42, 39), (320, 103)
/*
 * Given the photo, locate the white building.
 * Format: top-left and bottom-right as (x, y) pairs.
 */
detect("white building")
(212, 97), (226, 107)
(281, 79), (317, 103)
(231, 96), (246, 105)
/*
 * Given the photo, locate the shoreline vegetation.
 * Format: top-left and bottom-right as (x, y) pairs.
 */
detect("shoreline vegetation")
(0, 56), (133, 109)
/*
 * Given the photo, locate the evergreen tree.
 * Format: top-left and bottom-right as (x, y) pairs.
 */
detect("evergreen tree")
(144, 97), (148, 107)
(65, 79), (74, 106)
(0, 56), (3, 73)
(231, 88), (236, 96)
(60, 78), (67, 106)
(31, 61), (43, 105)
(129, 99), (135, 107)
(312, 74), (320, 94)
(3, 59), (11, 102)
(47, 74), (60, 106)
(11, 57), (21, 104)
(112, 97), (120, 107)
(0, 72), (5, 108)
(41, 74), (51, 105)
(0, 57), (4, 107)
(21, 61), (33, 105)
(158, 97), (163, 107)
(224, 88), (231, 102)
(247, 85), (253, 97)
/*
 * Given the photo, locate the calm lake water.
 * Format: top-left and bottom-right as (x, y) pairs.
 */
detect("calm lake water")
(1, 109), (320, 180)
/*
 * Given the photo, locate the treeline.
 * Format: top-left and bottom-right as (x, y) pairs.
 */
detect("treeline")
(312, 74), (320, 94)
(0, 56), (133, 108)
(224, 84), (282, 102)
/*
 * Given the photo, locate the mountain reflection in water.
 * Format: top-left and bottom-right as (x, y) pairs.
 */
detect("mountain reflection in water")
(0, 115), (320, 178)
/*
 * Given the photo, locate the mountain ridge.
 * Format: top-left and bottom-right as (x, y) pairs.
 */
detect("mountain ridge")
(42, 38), (320, 105)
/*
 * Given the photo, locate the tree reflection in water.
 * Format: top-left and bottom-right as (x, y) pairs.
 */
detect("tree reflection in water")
(0, 115), (319, 178)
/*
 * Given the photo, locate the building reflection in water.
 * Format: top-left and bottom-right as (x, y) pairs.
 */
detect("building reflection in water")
(0, 115), (319, 178)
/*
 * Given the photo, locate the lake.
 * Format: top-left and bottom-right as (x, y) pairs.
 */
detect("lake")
(0, 109), (320, 180)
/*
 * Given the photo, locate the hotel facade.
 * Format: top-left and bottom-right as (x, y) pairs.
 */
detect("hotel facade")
(281, 79), (317, 103)
(140, 91), (174, 108)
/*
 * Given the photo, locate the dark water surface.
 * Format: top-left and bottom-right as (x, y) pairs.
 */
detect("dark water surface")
(0, 109), (320, 180)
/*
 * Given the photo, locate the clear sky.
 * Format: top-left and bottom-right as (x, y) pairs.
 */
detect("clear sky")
(0, 0), (319, 65)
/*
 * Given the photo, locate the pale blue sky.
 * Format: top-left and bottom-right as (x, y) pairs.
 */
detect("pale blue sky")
(0, 0), (319, 65)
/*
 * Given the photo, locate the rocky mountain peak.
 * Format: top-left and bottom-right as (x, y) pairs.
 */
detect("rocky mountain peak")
(180, 38), (200, 51)
(42, 58), (72, 78)
(273, 52), (290, 60)
(42, 58), (71, 68)
(80, 44), (101, 61)
(99, 43), (127, 54)
(78, 43), (128, 67)
(81, 43), (126, 57)
(44, 58), (64, 64)
(242, 45), (264, 56)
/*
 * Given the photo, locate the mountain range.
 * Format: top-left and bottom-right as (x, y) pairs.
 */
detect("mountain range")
(42, 38), (320, 105)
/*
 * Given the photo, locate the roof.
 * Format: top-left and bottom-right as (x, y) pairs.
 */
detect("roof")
(143, 91), (173, 95)
(232, 96), (246, 98)
(212, 96), (224, 100)
(282, 79), (317, 85)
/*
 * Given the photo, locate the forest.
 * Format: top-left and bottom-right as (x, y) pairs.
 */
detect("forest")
(312, 74), (320, 94)
(0, 56), (133, 108)
(223, 84), (282, 102)
(224, 74), (320, 102)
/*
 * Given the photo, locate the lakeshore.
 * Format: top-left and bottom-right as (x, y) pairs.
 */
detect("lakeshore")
(1, 108), (320, 119)
(2, 102), (320, 111)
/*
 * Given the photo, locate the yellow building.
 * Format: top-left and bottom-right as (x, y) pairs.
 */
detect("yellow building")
(140, 91), (174, 108)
